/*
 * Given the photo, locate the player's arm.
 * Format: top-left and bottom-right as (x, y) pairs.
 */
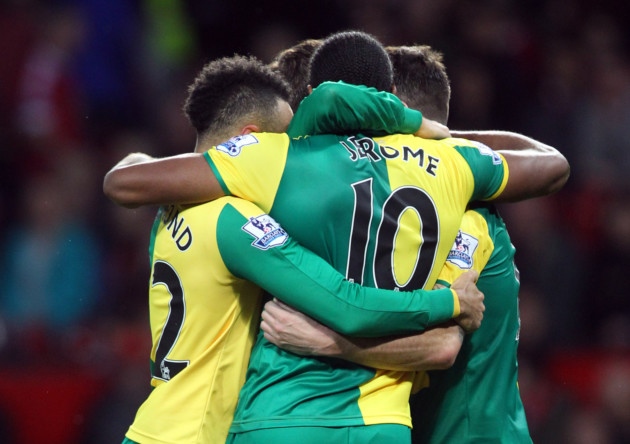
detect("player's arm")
(261, 298), (465, 371)
(260, 209), (494, 368)
(452, 130), (570, 202)
(287, 81), (449, 139)
(103, 152), (225, 208)
(217, 201), (483, 337)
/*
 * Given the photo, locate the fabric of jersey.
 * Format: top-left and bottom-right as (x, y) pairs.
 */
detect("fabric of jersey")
(411, 205), (532, 443)
(202, 129), (508, 434)
(126, 196), (461, 444)
(287, 81), (423, 138)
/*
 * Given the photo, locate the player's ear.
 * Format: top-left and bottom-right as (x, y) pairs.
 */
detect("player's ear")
(241, 124), (261, 135)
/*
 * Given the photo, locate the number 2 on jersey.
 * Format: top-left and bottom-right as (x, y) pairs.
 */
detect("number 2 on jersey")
(151, 261), (189, 381)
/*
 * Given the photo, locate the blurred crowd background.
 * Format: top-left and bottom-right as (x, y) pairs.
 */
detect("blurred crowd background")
(0, 0), (628, 442)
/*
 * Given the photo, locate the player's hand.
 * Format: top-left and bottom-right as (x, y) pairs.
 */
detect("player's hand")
(451, 270), (485, 333)
(415, 117), (451, 139)
(261, 299), (341, 356)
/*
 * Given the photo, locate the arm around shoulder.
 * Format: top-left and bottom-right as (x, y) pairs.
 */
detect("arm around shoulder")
(500, 146), (570, 201)
(103, 152), (225, 208)
(453, 130), (570, 202)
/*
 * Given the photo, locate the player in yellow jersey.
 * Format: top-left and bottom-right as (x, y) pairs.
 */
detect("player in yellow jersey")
(106, 31), (568, 444)
(119, 54), (485, 444)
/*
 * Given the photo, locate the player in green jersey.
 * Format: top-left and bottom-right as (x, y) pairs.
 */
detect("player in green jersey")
(259, 44), (534, 443)
(231, 40), (544, 442)
(105, 31), (567, 444)
(121, 54), (485, 444)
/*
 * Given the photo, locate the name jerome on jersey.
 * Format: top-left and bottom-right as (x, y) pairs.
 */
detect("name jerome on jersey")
(162, 205), (192, 251)
(340, 136), (440, 176)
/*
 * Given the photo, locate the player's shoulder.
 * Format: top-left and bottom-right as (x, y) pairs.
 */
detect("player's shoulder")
(439, 137), (489, 156)
(256, 132), (290, 143)
(374, 134), (475, 152)
(218, 197), (266, 218)
(162, 199), (229, 226)
(171, 197), (263, 222)
(213, 132), (289, 157)
(445, 137), (502, 163)
(211, 198), (277, 238)
(467, 203), (507, 236)
(373, 134), (488, 170)
(460, 207), (491, 236)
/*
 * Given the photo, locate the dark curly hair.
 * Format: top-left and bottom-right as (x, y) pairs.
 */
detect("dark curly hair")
(309, 31), (393, 92)
(386, 45), (451, 124)
(184, 55), (291, 140)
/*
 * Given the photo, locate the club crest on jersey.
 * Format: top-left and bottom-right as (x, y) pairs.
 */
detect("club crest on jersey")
(216, 134), (259, 156)
(473, 141), (502, 165)
(242, 214), (288, 250)
(446, 230), (479, 269)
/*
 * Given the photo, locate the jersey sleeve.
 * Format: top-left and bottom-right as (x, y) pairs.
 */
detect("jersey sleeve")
(203, 133), (290, 213)
(448, 138), (509, 201)
(435, 209), (494, 288)
(215, 199), (458, 337)
(286, 81), (423, 138)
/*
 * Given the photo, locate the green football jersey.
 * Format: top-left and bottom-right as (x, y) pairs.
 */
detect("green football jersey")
(411, 205), (532, 443)
(203, 127), (508, 432)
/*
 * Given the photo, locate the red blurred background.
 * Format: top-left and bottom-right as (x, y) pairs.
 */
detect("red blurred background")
(0, 1), (628, 442)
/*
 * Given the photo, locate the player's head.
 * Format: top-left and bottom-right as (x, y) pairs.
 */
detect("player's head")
(386, 45), (451, 124)
(269, 38), (322, 111)
(184, 55), (292, 147)
(309, 30), (394, 92)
